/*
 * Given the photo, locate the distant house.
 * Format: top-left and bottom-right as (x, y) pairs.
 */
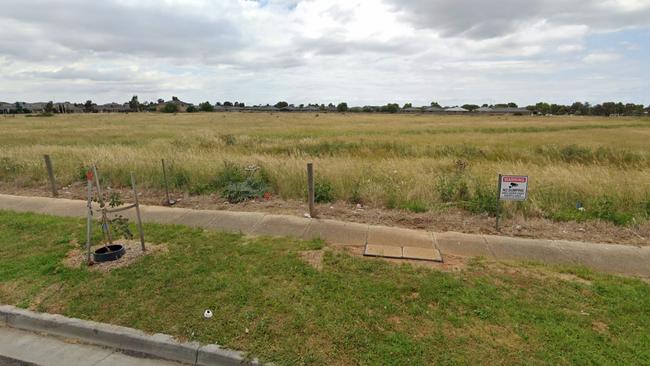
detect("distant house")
(256, 105), (279, 112)
(301, 105), (320, 112)
(445, 107), (469, 113)
(401, 107), (423, 113)
(0, 102), (13, 113)
(423, 106), (444, 113)
(97, 103), (130, 113)
(476, 107), (532, 115)
(26, 102), (48, 113)
(156, 97), (193, 112)
(55, 102), (83, 113)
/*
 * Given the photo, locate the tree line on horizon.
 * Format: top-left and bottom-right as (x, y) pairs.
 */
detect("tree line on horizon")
(3, 96), (648, 117)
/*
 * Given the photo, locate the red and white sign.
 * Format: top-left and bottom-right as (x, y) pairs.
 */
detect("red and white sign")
(499, 175), (528, 201)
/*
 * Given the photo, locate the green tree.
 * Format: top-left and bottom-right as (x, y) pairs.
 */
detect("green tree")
(534, 102), (551, 115)
(129, 95), (139, 111)
(223, 101), (233, 107)
(275, 101), (288, 108)
(162, 103), (179, 113)
(430, 101), (442, 108)
(186, 105), (197, 113)
(336, 102), (348, 112)
(381, 103), (399, 113)
(403, 103), (412, 109)
(83, 100), (94, 113)
(44, 101), (54, 113)
(198, 101), (214, 112)
(507, 102), (518, 108)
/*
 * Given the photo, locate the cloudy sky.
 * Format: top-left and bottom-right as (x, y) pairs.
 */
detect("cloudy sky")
(1, 0), (649, 106)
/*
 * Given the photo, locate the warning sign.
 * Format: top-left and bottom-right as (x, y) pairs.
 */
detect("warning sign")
(499, 175), (528, 201)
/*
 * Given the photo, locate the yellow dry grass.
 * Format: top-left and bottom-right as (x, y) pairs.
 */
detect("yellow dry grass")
(1, 112), (649, 221)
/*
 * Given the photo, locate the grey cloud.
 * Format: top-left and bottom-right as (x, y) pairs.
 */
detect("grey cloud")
(384, 0), (650, 39)
(0, 0), (245, 62)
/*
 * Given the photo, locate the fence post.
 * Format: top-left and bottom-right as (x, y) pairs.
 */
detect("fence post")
(161, 159), (172, 205)
(85, 170), (94, 265)
(496, 174), (502, 231)
(307, 162), (316, 218)
(43, 154), (58, 197)
(131, 172), (146, 251)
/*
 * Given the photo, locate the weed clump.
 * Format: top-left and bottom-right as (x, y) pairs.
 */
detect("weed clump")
(314, 181), (334, 203)
(204, 161), (271, 203)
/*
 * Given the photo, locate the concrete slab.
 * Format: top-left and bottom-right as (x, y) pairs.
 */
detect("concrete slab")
(435, 232), (492, 257)
(302, 219), (368, 246)
(0, 194), (38, 212)
(135, 205), (190, 225)
(249, 214), (310, 237)
(483, 235), (567, 263)
(364, 244), (402, 258)
(173, 210), (224, 229)
(3, 197), (50, 214)
(402, 246), (443, 262)
(204, 211), (266, 234)
(552, 240), (650, 277)
(367, 225), (434, 249)
(37, 199), (88, 217)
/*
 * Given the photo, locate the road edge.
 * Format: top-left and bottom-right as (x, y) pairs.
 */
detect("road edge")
(0, 305), (263, 366)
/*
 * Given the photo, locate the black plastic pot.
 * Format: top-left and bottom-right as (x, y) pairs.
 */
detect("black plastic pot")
(93, 244), (126, 263)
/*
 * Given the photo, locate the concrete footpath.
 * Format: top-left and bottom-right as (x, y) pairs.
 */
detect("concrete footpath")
(0, 194), (648, 278)
(0, 325), (185, 366)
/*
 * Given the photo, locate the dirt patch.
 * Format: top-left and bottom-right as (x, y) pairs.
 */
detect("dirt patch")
(592, 321), (609, 334)
(63, 239), (168, 272)
(491, 263), (593, 285)
(2, 183), (649, 246)
(28, 283), (64, 311)
(300, 250), (325, 270)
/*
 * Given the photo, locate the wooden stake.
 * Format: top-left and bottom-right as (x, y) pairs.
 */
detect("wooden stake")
(161, 159), (171, 205)
(92, 164), (112, 245)
(131, 172), (146, 251)
(43, 154), (58, 197)
(307, 162), (316, 218)
(85, 174), (93, 265)
(496, 174), (502, 231)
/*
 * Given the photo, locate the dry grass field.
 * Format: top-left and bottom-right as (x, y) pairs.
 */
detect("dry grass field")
(1, 112), (650, 226)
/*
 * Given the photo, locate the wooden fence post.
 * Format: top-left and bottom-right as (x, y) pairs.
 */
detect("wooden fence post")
(43, 154), (58, 197)
(307, 163), (316, 218)
(161, 159), (172, 205)
(131, 172), (146, 251)
(496, 174), (502, 231)
(85, 170), (94, 265)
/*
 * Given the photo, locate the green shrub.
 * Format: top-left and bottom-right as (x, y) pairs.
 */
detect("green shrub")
(436, 175), (471, 203)
(592, 196), (633, 226)
(314, 181), (334, 203)
(213, 161), (245, 189)
(222, 180), (267, 203)
(171, 170), (190, 189)
(0, 157), (23, 179)
(400, 200), (427, 213)
(198, 161), (271, 203)
(77, 164), (89, 182)
(348, 183), (363, 204)
(162, 103), (179, 113)
(466, 184), (498, 216)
